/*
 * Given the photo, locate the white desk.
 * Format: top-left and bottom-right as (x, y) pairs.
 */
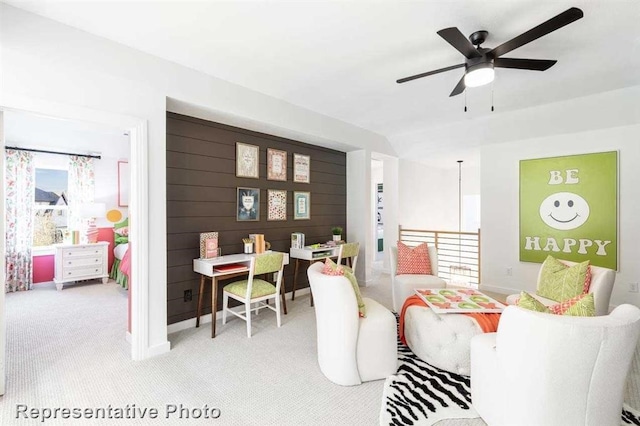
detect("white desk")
(289, 245), (340, 303)
(193, 252), (290, 338)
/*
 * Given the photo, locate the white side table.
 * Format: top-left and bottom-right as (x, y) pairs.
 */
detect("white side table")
(53, 242), (110, 291)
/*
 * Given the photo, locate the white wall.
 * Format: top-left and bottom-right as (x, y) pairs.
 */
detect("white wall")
(1, 4), (395, 356)
(398, 159), (480, 232)
(347, 150), (371, 284)
(481, 124), (640, 309)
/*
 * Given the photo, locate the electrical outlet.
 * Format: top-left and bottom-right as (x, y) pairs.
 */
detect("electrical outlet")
(506, 267), (513, 276)
(184, 289), (193, 302)
(630, 283), (639, 293)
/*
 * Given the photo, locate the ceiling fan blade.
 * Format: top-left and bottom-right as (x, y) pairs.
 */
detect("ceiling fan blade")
(437, 27), (482, 59)
(489, 7), (583, 58)
(397, 63), (464, 84)
(494, 58), (557, 71)
(449, 74), (466, 97)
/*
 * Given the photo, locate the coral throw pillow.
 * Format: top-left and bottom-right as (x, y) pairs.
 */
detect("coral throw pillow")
(322, 257), (344, 276)
(396, 241), (432, 275)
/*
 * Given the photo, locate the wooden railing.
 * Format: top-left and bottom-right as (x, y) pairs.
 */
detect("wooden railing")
(399, 226), (481, 287)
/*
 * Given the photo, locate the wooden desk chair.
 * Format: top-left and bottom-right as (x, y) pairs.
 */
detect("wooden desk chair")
(337, 242), (359, 274)
(222, 252), (284, 338)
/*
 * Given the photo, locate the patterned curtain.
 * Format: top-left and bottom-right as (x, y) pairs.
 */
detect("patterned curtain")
(68, 156), (95, 231)
(5, 149), (35, 292)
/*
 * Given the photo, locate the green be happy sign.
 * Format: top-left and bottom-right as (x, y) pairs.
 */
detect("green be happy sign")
(519, 151), (617, 270)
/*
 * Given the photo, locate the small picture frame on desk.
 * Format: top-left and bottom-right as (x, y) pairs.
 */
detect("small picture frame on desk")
(199, 232), (219, 259)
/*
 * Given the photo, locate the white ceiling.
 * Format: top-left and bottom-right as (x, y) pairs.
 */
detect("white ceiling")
(6, 0), (640, 166)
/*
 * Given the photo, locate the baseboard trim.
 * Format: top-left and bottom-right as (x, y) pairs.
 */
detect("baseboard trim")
(167, 288), (311, 335)
(145, 340), (171, 358)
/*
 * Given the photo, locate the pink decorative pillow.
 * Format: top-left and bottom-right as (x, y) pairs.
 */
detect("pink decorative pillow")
(396, 241), (432, 275)
(322, 258), (344, 276)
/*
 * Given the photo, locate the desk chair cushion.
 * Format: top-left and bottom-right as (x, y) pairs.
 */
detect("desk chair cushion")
(224, 279), (276, 299)
(396, 241), (432, 275)
(323, 258), (366, 317)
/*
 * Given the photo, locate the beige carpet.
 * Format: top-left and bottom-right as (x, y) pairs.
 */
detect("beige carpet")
(1, 275), (638, 426)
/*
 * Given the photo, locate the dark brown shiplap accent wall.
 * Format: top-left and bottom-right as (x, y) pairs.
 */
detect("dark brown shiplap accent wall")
(166, 112), (347, 325)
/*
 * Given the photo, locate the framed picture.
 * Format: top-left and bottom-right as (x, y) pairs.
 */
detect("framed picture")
(118, 161), (130, 207)
(293, 153), (310, 183)
(199, 232), (219, 259)
(237, 187), (260, 221)
(267, 189), (287, 221)
(519, 151), (617, 269)
(236, 142), (259, 178)
(267, 148), (287, 181)
(293, 191), (310, 220)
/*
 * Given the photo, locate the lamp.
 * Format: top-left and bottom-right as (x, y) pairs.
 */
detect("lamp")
(79, 203), (106, 244)
(464, 62), (495, 88)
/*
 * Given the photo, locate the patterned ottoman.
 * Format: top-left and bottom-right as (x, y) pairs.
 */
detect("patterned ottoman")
(403, 305), (485, 376)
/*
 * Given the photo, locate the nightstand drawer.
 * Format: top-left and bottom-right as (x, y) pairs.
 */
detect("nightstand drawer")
(61, 246), (105, 258)
(63, 256), (103, 268)
(63, 266), (105, 279)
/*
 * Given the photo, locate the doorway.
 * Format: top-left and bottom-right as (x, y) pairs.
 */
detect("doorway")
(0, 103), (149, 395)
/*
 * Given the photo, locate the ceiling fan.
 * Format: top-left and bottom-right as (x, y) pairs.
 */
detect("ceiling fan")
(397, 7), (584, 97)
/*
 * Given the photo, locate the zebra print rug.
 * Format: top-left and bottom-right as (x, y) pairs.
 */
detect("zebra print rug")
(380, 332), (640, 425)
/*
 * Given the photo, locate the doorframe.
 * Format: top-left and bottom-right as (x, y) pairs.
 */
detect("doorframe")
(1, 110), (5, 395)
(0, 96), (149, 379)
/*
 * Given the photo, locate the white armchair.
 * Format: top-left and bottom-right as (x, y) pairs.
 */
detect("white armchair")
(307, 262), (397, 386)
(505, 260), (616, 315)
(471, 305), (640, 426)
(390, 244), (446, 312)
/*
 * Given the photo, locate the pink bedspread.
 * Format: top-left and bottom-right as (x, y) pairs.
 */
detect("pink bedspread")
(119, 244), (131, 277)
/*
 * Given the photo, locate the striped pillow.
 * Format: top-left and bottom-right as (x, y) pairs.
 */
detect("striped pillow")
(396, 242), (432, 275)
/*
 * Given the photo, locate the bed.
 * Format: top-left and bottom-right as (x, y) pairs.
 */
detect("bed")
(110, 218), (130, 288)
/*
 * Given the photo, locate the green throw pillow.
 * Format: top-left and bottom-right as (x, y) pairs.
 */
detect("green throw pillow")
(322, 258), (366, 318)
(562, 293), (595, 317)
(516, 291), (550, 313)
(537, 255), (589, 302)
(344, 270), (366, 318)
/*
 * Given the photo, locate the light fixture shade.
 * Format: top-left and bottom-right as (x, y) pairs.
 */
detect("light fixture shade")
(464, 64), (495, 88)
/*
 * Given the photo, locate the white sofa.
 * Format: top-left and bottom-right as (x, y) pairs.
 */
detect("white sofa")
(307, 262), (397, 386)
(505, 259), (616, 316)
(471, 304), (640, 426)
(390, 244), (446, 312)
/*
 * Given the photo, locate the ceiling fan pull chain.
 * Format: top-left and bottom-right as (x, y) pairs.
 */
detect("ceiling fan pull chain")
(464, 90), (467, 112)
(491, 80), (495, 112)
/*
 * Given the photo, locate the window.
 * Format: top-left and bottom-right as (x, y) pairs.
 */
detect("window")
(33, 168), (69, 246)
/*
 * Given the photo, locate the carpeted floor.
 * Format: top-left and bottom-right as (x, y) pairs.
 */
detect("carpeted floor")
(1, 274), (639, 426)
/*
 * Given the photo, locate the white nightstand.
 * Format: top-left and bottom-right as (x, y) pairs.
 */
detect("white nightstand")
(53, 242), (110, 291)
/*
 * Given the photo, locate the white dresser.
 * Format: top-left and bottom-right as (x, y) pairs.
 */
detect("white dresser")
(53, 242), (110, 291)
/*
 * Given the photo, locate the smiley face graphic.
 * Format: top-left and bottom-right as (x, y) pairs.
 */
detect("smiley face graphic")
(539, 192), (590, 230)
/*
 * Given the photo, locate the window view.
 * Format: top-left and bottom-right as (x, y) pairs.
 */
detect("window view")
(33, 168), (69, 246)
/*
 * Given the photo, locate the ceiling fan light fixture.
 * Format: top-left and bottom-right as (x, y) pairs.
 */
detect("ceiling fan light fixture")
(464, 63), (495, 88)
